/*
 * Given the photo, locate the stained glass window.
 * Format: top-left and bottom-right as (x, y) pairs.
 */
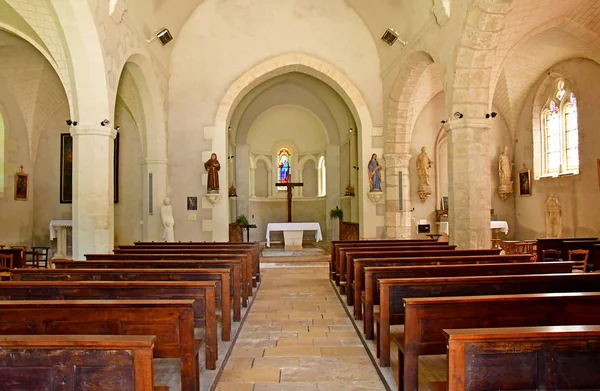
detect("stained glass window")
(542, 81), (579, 175)
(277, 148), (291, 184)
(318, 156), (326, 196)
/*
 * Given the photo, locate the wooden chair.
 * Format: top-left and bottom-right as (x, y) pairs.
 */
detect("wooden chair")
(31, 247), (50, 268)
(24, 250), (40, 268)
(514, 242), (534, 254)
(542, 249), (561, 261)
(0, 254), (13, 281)
(569, 249), (589, 273)
(502, 240), (519, 254)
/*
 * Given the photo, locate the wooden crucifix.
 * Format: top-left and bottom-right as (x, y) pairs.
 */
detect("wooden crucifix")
(275, 180), (303, 222)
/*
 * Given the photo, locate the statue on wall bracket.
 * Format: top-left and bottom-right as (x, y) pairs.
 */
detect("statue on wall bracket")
(204, 153), (221, 194)
(498, 146), (514, 200)
(417, 146), (432, 202)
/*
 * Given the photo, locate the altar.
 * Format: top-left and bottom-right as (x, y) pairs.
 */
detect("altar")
(266, 222), (322, 250)
(438, 221), (509, 235)
(49, 220), (72, 259)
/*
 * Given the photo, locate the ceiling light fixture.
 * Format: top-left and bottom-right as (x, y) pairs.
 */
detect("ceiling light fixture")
(381, 28), (407, 46)
(147, 27), (173, 46)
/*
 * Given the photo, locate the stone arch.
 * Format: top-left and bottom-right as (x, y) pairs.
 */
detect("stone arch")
(384, 50), (441, 238)
(211, 53), (375, 239)
(451, 0), (514, 117)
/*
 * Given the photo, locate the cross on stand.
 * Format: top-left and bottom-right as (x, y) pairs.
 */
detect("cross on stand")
(275, 180), (303, 222)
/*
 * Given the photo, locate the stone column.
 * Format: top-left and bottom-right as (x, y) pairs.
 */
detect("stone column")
(142, 158), (168, 241)
(445, 119), (491, 249)
(326, 145), (341, 240)
(383, 153), (412, 238)
(236, 144), (250, 216)
(71, 125), (116, 258)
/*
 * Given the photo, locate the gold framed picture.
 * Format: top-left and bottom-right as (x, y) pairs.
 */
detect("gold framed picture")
(518, 169), (531, 196)
(15, 170), (29, 201)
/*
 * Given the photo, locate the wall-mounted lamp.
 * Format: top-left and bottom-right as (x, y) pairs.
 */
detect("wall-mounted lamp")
(100, 119), (110, 126)
(228, 127), (232, 132)
(485, 112), (497, 119)
(441, 120), (447, 124)
(352, 166), (360, 171)
(115, 126), (121, 131)
(453, 112), (464, 119)
(227, 155), (235, 160)
(66, 119), (78, 126)
(147, 27), (173, 46)
(349, 127), (354, 133)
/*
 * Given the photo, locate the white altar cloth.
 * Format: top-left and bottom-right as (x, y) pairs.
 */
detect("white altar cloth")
(49, 220), (72, 240)
(266, 222), (322, 247)
(438, 221), (509, 235)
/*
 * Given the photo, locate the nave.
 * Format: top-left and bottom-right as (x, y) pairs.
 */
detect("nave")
(215, 265), (386, 391)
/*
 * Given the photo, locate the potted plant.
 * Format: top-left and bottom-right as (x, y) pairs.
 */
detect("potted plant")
(229, 215), (248, 242)
(236, 214), (249, 227)
(329, 206), (343, 241)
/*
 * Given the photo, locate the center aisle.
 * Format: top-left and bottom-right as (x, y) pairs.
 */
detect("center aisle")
(215, 265), (386, 391)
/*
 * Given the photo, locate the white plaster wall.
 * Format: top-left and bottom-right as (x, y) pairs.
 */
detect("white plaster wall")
(302, 160), (318, 197)
(514, 58), (600, 239)
(32, 100), (71, 248)
(248, 106), (327, 155)
(114, 105), (143, 245)
(168, 0), (382, 241)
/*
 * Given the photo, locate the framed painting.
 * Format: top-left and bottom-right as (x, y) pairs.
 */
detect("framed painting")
(442, 196), (449, 211)
(14, 170), (28, 201)
(60, 133), (73, 203)
(518, 169), (531, 196)
(187, 196), (198, 211)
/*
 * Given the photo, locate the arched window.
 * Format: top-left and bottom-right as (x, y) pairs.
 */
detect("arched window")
(318, 156), (326, 197)
(541, 80), (579, 175)
(277, 148), (291, 184)
(0, 112), (4, 197)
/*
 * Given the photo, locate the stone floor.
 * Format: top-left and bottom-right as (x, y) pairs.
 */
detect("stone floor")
(214, 265), (386, 391)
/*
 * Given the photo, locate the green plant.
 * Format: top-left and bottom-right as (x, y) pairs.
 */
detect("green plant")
(236, 214), (249, 226)
(329, 206), (343, 221)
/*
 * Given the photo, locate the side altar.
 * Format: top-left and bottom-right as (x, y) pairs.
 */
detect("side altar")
(266, 222), (323, 250)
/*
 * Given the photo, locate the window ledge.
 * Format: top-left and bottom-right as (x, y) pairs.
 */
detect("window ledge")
(537, 171), (579, 180)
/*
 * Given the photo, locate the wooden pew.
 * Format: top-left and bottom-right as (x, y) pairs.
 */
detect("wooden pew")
(333, 241), (450, 285)
(440, 325), (600, 391)
(362, 260), (573, 338)
(0, 335), (162, 391)
(0, 300), (201, 391)
(344, 248), (501, 304)
(12, 267), (234, 338)
(377, 272), (600, 368)
(0, 248), (24, 268)
(355, 254), (533, 320)
(396, 292), (600, 391)
(338, 245), (457, 294)
(54, 259), (245, 309)
(85, 252), (252, 301)
(131, 241), (261, 284)
(330, 239), (443, 280)
(0, 280), (218, 370)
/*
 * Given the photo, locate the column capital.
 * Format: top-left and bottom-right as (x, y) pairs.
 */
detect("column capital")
(383, 153), (412, 168)
(443, 118), (491, 132)
(70, 126), (117, 139)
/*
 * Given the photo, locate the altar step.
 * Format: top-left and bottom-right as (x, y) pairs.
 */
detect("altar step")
(261, 242), (330, 267)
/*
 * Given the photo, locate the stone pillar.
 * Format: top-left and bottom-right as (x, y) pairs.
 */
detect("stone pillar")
(267, 171), (273, 197)
(236, 144), (250, 216)
(349, 131), (359, 222)
(71, 125), (116, 258)
(326, 145), (341, 240)
(142, 159), (168, 241)
(445, 119), (491, 249)
(383, 153), (412, 238)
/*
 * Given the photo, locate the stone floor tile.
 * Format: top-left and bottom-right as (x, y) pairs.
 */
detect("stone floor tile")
(264, 346), (322, 357)
(312, 338), (342, 347)
(255, 382), (318, 391)
(230, 347), (265, 359)
(316, 381), (386, 390)
(321, 347), (368, 357)
(252, 357), (300, 369)
(215, 383), (255, 391)
(277, 338), (314, 347)
(225, 358), (254, 369)
(220, 368), (280, 383)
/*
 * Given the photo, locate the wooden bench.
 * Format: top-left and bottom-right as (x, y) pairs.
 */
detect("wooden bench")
(330, 239), (443, 281)
(0, 335), (164, 391)
(0, 299), (201, 391)
(354, 254), (533, 319)
(54, 258), (245, 309)
(336, 243), (453, 288)
(535, 237), (598, 261)
(344, 248), (501, 304)
(0, 280), (218, 370)
(361, 260), (573, 339)
(439, 325), (600, 391)
(377, 272), (600, 368)
(132, 241), (261, 284)
(12, 267), (234, 337)
(85, 252), (252, 301)
(396, 292), (600, 391)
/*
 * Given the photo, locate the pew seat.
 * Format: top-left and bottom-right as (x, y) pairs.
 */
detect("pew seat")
(0, 335), (166, 391)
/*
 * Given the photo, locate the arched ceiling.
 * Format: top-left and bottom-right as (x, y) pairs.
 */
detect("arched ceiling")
(0, 29), (68, 160)
(230, 72), (354, 147)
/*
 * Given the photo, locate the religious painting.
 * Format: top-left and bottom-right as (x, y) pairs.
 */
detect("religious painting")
(277, 148), (291, 186)
(518, 169), (531, 196)
(187, 196), (198, 210)
(442, 196), (449, 211)
(14, 169), (28, 201)
(60, 133), (73, 203)
(60, 133), (120, 203)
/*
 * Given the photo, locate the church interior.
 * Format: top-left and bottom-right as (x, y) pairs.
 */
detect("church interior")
(1, 0), (600, 390)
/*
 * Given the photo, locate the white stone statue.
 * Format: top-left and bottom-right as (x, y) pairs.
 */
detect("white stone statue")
(498, 146), (514, 200)
(417, 146), (432, 202)
(161, 197), (175, 242)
